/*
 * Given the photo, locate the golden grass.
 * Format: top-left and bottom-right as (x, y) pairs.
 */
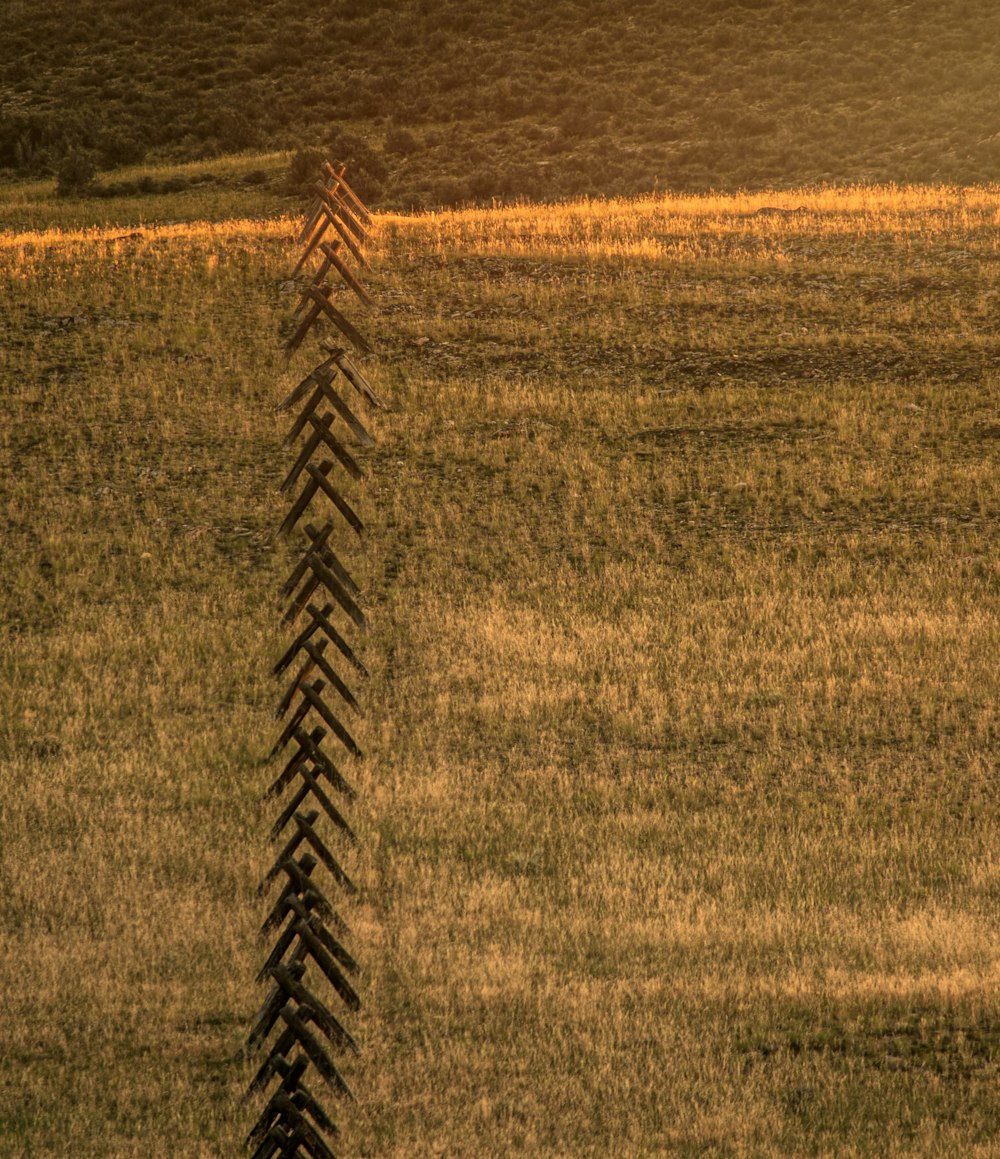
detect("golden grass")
(2, 182), (1000, 1156)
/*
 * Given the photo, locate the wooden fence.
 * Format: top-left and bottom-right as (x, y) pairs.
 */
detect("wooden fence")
(243, 161), (381, 1159)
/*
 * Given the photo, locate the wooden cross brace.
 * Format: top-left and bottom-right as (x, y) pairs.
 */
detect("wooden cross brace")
(279, 458), (364, 540)
(317, 344), (384, 409)
(269, 753), (357, 844)
(273, 603), (368, 682)
(257, 903), (358, 987)
(267, 723), (355, 803)
(287, 284), (372, 357)
(246, 1055), (340, 1147)
(282, 411), (364, 495)
(260, 808), (356, 895)
(280, 368), (375, 447)
(247, 1083), (340, 1158)
(260, 852), (346, 936)
(321, 161), (372, 226)
(247, 1002), (353, 1097)
(277, 634), (362, 721)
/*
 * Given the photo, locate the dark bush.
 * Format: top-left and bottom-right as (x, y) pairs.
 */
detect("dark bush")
(284, 147), (326, 197)
(384, 122), (419, 157)
(325, 129), (388, 200)
(55, 148), (97, 196)
(97, 127), (147, 168)
(426, 175), (473, 207)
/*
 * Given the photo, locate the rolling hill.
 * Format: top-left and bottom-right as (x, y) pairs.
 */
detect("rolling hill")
(2, 0), (1000, 207)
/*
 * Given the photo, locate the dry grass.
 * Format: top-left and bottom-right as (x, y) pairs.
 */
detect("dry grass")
(2, 183), (1000, 1156)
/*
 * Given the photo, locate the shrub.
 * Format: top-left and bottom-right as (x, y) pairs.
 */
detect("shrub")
(55, 148), (97, 197)
(384, 122), (419, 157)
(284, 147), (326, 197)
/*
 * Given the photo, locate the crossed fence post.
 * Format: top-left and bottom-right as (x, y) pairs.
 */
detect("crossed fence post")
(244, 161), (382, 1159)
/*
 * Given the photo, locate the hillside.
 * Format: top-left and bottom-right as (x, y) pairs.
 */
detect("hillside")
(2, 0), (1000, 207)
(3, 177), (1000, 1154)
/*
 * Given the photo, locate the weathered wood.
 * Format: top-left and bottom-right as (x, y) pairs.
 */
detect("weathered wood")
(281, 448), (365, 540)
(246, 1058), (310, 1142)
(278, 471), (319, 537)
(270, 766), (356, 845)
(299, 533), (361, 600)
(260, 853), (336, 932)
(281, 1120), (338, 1159)
(301, 545), (366, 627)
(296, 524), (362, 601)
(313, 181), (368, 244)
(248, 1122), (288, 1159)
(282, 384), (326, 447)
(305, 603), (368, 678)
(274, 613), (333, 677)
(276, 361), (336, 415)
(305, 411), (364, 482)
(318, 175), (369, 240)
(294, 722), (357, 796)
(299, 680), (362, 758)
(276, 611), (357, 699)
(318, 240), (373, 306)
(259, 876), (345, 959)
(292, 240), (344, 318)
(285, 1075), (341, 1140)
(287, 1118), (339, 1159)
(248, 1093), (311, 1155)
(250, 955), (306, 1044)
(291, 921), (361, 1013)
(269, 694), (312, 758)
(256, 922), (308, 985)
(283, 570), (321, 625)
(291, 264), (329, 320)
(271, 965), (358, 1052)
(284, 298), (324, 355)
(298, 202), (323, 245)
(303, 905), (360, 973)
(311, 370), (375, 446)
(258, 901), (355, 991)
(281, 421), (328, 494)
(276, 654), (315, 720)
(246, 1023), (298, 1095)
(279, 524), (335, 600)
(322, 161), (371, 225)
(318, 206), (368, 268)
(259, 809), (322, 893)
(305, 526), (361, 597)
(260, 853), (346, 935)
(326, 346), (384, 409)
(306, 285), (373, 355)
(303, 639), (362, 715)
(292, 216), (331, 277)
(283, 410), (366, 486)
(268, 731), (327, 798)
(305, 461), (364, 536)
(276, 635), (360, 724)
(334, 170), (371, 225)
(291, 806), (357, 893)
(282, 369), (373, 447)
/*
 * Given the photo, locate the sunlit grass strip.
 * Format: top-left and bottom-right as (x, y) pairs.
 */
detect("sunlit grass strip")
(380, 183), (1000, 262)
(0, 216), (299, 249)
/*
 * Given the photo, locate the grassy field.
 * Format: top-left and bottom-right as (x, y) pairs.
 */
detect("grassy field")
(2, 177), (1000, 1157)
